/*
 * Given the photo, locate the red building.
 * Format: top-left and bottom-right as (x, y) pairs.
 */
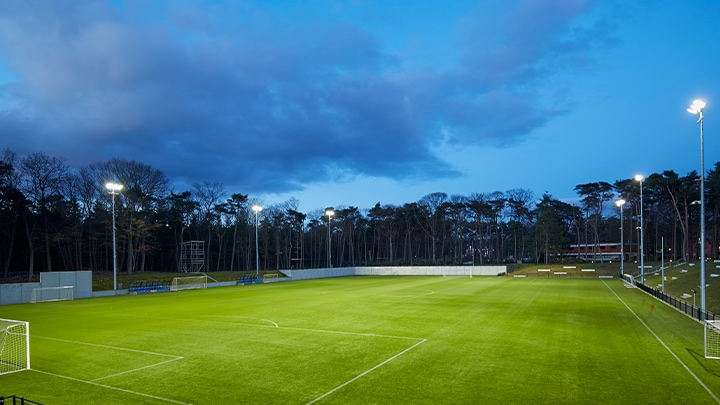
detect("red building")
(565, 243), (639, 262)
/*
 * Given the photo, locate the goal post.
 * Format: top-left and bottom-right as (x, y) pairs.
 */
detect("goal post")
(170, 275), (208, 292)
(31, 286), (74, 303)
(0, 319), (30, 375)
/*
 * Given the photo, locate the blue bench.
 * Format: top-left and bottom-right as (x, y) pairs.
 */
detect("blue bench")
(237, 275), (263, 285)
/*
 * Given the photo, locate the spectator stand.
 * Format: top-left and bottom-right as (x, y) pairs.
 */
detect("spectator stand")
(128, 280), (170, 294)
(237, 274), (263, 286)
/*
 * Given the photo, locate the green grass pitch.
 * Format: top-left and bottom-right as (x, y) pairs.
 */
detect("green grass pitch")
(2, 276), (720, 404)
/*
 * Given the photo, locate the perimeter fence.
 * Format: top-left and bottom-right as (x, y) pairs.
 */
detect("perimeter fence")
(0, 395), (44, 404)
(635, 282), (718, 321)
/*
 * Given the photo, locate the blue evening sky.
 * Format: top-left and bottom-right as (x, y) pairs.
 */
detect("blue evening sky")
(0, 1), (718, 212)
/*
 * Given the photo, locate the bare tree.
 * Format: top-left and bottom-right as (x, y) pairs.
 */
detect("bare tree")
(418, 192), (447, 263)
(192, 181), (225, 271)
(19, 152), (69, 276)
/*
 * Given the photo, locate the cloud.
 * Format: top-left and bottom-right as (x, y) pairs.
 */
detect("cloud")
(0, 0), (614, 194)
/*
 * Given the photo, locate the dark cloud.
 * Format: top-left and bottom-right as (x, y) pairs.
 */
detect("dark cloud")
(0, 0), (611, 194)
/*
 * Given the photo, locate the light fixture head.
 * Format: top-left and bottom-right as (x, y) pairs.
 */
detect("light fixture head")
(615, 199), (626, 207)
(634, 174), (644, 182)
(688, 99), (707, 114)
(325, 207), (335, 217)
(252, 205), (262, 213)
(105, 182), (124, 192)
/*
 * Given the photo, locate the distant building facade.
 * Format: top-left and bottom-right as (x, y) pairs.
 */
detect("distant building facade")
(565, 242), (638, 262)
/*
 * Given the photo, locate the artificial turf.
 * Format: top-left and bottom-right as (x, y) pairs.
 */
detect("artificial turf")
(2, 276), (720, 404)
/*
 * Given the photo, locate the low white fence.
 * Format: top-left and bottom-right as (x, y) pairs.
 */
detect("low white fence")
(281, 266), (506, 280)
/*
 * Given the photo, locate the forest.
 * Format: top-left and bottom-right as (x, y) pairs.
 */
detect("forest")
(2, 148), (720, 281)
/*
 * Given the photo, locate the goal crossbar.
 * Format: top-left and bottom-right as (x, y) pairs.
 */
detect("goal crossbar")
(31, 286), (74, 303)
(170, 275), (208, 292)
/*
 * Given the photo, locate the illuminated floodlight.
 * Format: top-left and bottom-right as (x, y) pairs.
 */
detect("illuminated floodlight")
(105, 181), (124, 291)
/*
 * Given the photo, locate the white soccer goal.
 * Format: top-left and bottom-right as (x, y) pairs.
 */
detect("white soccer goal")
(170, 275), (208, 291)
(263, 273), (279, 283)
(31, 286), (74, 303)
(705, 320), (720, 359)
(622, 274), (636, 288)
(0, 319), (30, 375)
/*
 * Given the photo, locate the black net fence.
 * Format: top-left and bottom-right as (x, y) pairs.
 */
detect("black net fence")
(0, 396), (44, 405)
(635, 282), (718, 321)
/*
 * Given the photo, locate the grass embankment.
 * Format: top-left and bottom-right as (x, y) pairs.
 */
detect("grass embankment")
(512, 260), (720, 314)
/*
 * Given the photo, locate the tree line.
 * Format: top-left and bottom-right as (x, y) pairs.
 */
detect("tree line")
(2, 148), (720, 281)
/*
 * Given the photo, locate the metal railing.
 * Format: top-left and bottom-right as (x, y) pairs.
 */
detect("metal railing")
(0, 396), (44, 405)
(634, 282), (718, 321)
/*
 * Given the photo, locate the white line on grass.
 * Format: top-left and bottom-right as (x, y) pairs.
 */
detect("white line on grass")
(33, 369), (191, 405)
(139, 314), (424, 342)
(306, 338), (427, 405)
(34, 335), (186, 396)
(603, 281), (720, 404)
(91, 356), (184, 382)
(35, 335), (182, 359)
(280, 325), (425, 341)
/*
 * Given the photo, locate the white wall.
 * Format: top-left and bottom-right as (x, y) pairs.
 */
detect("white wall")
(0, 271), (92, 305)
(281, 266), (506, 280)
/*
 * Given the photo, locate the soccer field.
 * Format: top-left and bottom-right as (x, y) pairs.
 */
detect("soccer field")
(2, 276), (720, 404)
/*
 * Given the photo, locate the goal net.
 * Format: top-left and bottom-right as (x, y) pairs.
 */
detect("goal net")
(262, 273), (279, 283)
(705, 320), (720, 359)
(622, 274), (636, 288)
(31, 286), (74, 303)
(170, 275), (208, 292)
(0, 319), (30, 375)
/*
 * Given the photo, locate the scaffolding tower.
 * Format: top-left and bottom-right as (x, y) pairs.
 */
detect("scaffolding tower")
(181, 241), (205, 272)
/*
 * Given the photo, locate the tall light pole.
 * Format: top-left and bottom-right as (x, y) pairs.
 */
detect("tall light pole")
(688, 99), (707, 319)
(615, 199), (626, 277)
(105, 182), (123, 291)
(635, 174), (644, 284)
(661, 236), (665, 294)
(252, 205), (262, 278)
(325, 208), (334, 268)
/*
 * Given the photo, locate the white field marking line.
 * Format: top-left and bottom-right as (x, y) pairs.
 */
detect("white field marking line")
(34, 335), (184, 382)
(603, 281), (720, 404)
(34, 335), (182, 359)
(306, 338), (427, 405)
(131, 314), (422, 341)
(91, 356), (184, 382)
(32, 369), (191, 405)
(212, 316), (278, 328)
(279, 325), (425, 341)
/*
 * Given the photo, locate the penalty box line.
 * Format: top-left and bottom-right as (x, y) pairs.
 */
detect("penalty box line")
(602, 280), (720, 404)
(306, 338), (427, 405)
(32, 335), (187, 403)
(32, 369), (190, 405)
(146, 316), (429, 403)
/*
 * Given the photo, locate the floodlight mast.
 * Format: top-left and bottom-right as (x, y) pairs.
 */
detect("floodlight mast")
(615, 199), (626, 277)
(688, 99), (707, 320)
(325, 208), (334, 268)
(105, 182), (123, 291)
(252, 205), (262, 278)
(634, 175), (644, 284)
